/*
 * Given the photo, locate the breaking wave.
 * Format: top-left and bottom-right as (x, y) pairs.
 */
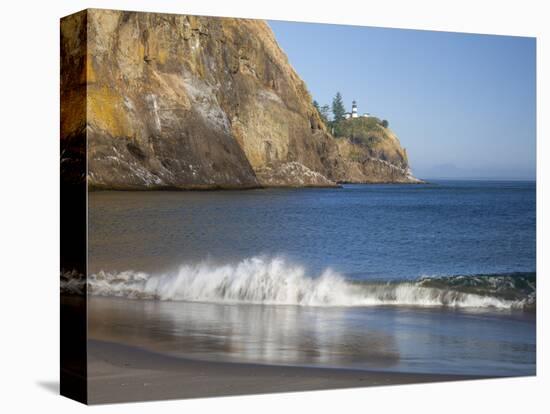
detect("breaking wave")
(62, 256), (535, 310)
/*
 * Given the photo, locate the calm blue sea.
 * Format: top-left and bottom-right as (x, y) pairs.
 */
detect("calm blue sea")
(90, 180), (536, 279)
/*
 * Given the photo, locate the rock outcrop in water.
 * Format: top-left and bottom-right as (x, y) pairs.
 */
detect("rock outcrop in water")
(61, 9), (420, 189)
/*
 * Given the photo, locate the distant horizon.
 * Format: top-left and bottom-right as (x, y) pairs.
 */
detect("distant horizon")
(414, 176), (536, 182)
(413, 163), (536, 181)
(268, 21), (536, 180)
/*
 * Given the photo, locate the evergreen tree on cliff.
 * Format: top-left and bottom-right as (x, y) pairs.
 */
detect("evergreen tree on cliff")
(320, 104), (330, 124)
(332, 92), (346, 123)
(312, 100), (322, 120)
(313, 100), (330, 126)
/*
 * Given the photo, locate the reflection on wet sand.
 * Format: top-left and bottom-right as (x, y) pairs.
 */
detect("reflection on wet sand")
(88, 297), (400, 369)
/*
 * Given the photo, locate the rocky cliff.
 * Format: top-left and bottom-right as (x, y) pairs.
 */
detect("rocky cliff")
(331, 117), (421, 183)
(61, 9), (419, 189)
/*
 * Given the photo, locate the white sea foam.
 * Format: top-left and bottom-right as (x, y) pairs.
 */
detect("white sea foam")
(69, 256), (531, 310)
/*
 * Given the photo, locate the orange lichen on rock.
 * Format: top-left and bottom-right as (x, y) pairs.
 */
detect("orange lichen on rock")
(87, 85), (133, 138)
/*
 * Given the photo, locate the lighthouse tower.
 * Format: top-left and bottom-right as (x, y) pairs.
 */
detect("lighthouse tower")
(351, 100), (358, 118)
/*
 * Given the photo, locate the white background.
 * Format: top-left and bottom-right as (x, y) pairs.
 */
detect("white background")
(0, 0), (547, 412)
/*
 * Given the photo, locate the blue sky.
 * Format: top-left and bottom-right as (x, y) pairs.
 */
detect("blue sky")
(268, 21), (536, 179)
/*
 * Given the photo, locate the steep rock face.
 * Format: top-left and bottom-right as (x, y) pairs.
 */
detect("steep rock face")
(61, 9), (418, 189)
(330, 121), (422, 183)
(333, 139), (419, 183)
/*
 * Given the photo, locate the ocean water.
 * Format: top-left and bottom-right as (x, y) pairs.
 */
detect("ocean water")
(84, 180), (536, 376)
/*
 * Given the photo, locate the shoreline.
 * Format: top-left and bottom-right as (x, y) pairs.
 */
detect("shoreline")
(87, 179), (536, 192)
(87, 180), (427, 192)
(87, 338), (496, 405)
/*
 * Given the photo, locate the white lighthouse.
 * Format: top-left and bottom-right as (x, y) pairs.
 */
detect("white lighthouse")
(343, 100), (370, 119)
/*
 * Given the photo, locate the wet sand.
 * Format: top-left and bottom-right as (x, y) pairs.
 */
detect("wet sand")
(87, 338), (490, 404)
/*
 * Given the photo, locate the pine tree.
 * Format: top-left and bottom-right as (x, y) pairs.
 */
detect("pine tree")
(332, 92), (346, 123)
(313, 100), (321, 112)
(320, 104), (330, 124)
(313, 100), (330, 125)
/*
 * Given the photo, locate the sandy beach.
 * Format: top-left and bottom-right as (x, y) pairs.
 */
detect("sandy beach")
(87, 338), (490, 404)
